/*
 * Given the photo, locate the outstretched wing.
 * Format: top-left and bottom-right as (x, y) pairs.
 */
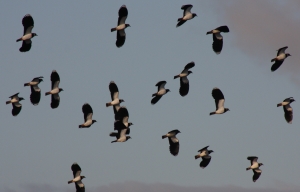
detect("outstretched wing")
(179, 77), (189, 97)
(277, 46), (288, 56)
(118, 5), (128, 25)
(82, 103), (93, 122)
(51, 70), (60, 89)
(22, 14), (34, 35)
(212, 88), (225, 110)
(71, 163), (82, 178)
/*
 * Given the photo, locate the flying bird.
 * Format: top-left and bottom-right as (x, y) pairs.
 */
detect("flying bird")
(151, 81), (170, 105)
(246, 156), (263, 182)
(16, 14), (37, 52)
(24, 76), (43, 105)
(271, 46), (291, 72)
(210, 87), (229, 115)
(110, 128), (131, 143)
(174, 61), (195, 96)
(106, 81), (125, 115)
(176, 4), (197, 27)
(162, 129), (181, 156)
(277, 97), (295, 124)
(195, 146), (214, 168)
(45, 70), (63, 109)
(206, 25), (230, 54)
(111, 5), (130, 48)
(114, 106), (133, 133)
(79, 103), (97, 128)
(6, 93), (24, 116)
(68, 163), (86, 192)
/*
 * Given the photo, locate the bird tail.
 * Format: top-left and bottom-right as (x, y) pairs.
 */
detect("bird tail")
(209, 112), (215, 115)
(24, 83), (30, 86)
(106, 102), (111, 107)
(162, 135), (167, 139)
(177, 18), (182, 22)
(68, 180), (73, 184)
(45, 92), (50, 96)
(277, 103), (282, 107)
(195, 155), (200, 159)
(6, 101), (11, 104)
(206, 31), (212, 35)
(16, 38), (22, 42)
(246, 167), (251, 171)
(111, 28), (116, 32)
(174, 75), (180, 79)
(271, 58), (276, 62)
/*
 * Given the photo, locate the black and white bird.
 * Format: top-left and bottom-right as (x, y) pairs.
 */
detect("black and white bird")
(45, 70), (63, 109)
(162, 129), (181, 156)
(68, 163), (85, 192)
(176, 4), (197, 27)
(16, 14), (37, 52)
(246, 156), (263, 182)
(174, 61), (195, 96)
(206, 25), (230, 54)
(194, 146), (214, 168)
(151, 81), (170, 105)
(271, 46), (291, 72)
(106, 81), (125, 114)
(111, 5), (130, 48)
(79, 103), (97, 128)
(277, 97), (295, 124)
(24, 76), (43, 105)
(6, 93), (24, 116)
(110, 128), (131, 143)
(210, 87), (229, 115)
(114, 106), (133, 134)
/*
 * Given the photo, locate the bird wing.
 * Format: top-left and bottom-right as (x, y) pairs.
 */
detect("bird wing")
(30, 86), (41, 106)
(247, 156), (258, 165)
(109, 81), (119, 100)
(12, 103), (22, 116)
(19, 40), (32, 52)
(51, 94), (60, 109)
(271, 60), (284, 72)
(9, 92), (19, 99)
(151, 95), (162, 105)
(168, 137), (179, 156)
(212, 88), (225, 110)
(32, 76), (44, 81)
(114, 120), (126, 131)
(184, 61), (195, 70)
(75, 181), (85, 192)
(212, 34), (223, 54)
(252, 169), (261, 182)
(156, 81), (167, 91)
(118, 127), (128, 139)
(22, 14), (34, 35)
(198, 146), (209, 153)
(51, 70), (60, 89)
(200, 156), (211, 168)
(116, 30), (126, 48)
(179, 77), (189, 97)
(216, 25), (229, 33)
(71, 163), (82, 178)
(181, 4), (193, 15)
(115, 106), (129, 122)
(283, 104), (293, 124)
(118, 5), (128, 25)
(277, 46), (288, 56)
(82, 103), (93, 122)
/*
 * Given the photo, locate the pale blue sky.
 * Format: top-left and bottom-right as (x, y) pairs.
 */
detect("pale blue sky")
(1, 1), (300, 192)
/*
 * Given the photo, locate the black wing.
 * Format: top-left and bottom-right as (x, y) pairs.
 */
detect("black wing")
(19, 40), (32, 52)
(118, 5), (128, 25)
(176, 20), (187, 28)
(9, 92), (19, 98)
(116, 30), (126, 48)
(212, 88), (225, 110)
(183, 61), (195, 70)
(271, 60), (284, 72)
(252, 170), (261, 182)
(200, 157), (211, 168)
(109, 81), (119, 100)
(179, 77), (189, 97)
(82, 103), (93, 122)
(115, 107), (129, 121)
(155, 81), (167, 91)
(168, 138), (179, 156)
(71, 163), (82, 178)
(216, 25), (229, 33)
(51, 70), (60, 89)
(181, 4), (193, 11)
(151, 95), (162, 105)
(283, 105), (293, 124)
(22, 14), (34, 35)
(51, 94), (60, 109)
(12, 103), (22, 116)
(277, 46), (288, 56)
(247, 156), (258, 165)
(212, 34), (223, 54)
(30, 86), (41, 105)
(198, 146), (209, 153)
(75, 183), (85, 192)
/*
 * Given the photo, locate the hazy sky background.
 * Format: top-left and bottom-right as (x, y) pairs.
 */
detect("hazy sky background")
(1, 1), (300, 192)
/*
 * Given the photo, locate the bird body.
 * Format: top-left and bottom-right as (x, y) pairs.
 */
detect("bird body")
(45, 70), (63, 109)
(17, 14), (37, 52)
(195, 146), (214, 168)
(246, 156), (263, 182)
(6, 93), (24, 116)
(111, 5), (130, 47)
(68, 163), (85, 192)
(110, 128), (131, 143)
(162, 129), (180, 156)
(176, 4), (197, 27)
(174, 62), (195, 97)
(210, 88), (229, 115)
(271, 46), (291, 72)
(106, 81), (124, 108)
(151, 81), (170, 104)
(206, 26), (229, 54)
(24, 76), (43, 105)
(79, 103), (97, 128)
(277, 97), (295, 124)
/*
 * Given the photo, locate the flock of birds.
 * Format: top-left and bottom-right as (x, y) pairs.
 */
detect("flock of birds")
(5, 3), (295, 192)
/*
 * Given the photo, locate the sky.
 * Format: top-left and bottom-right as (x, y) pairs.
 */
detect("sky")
(1, 1), (300, 192)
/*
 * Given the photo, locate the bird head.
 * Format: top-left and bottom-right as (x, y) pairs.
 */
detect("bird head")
(128, 122), (134, 126)
(289, 98), (295, 103)
(32, 33), (38, 37)
(92, 120), (97, 124)
(286, 53), (291, 57)
(259, 163), (264, 166)
(166, 89), (171, 93)
(119, 99), (125, 103)
(19, 97), (25, 101)
(174, 129), (181, 134)
(192, 13), (198, 18)
(188, 71), (193, 75)
(208, 150), (214, 154)
(59, 88), (64, 92)
(125, 24), (131, 28)
(224, 108), (230, 113)
(126, 136), (132, 140)
(39, 79), (44, 83)
(81, 176), (86, 179)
